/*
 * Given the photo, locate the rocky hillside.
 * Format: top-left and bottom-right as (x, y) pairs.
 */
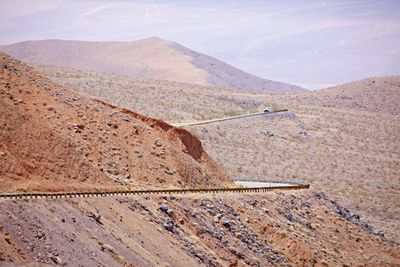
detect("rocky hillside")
(0, 53), (399, 266)
(0, 52), (230, 192)
(37, 66), (400, 243)
(1, 191), (399, 266)
(0, 37), (306, 93)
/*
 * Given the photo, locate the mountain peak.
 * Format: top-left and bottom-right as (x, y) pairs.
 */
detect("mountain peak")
(140, 36), (166, 42)
(0, 38), (306, 93)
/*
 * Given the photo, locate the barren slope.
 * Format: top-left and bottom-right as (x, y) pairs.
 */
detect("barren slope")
(0, 53), (399, 266)
(1, 191), (399, 266)
(0, 38), (306, 93)
(39, 67), (400, 243)
(0, 52), (230, 192)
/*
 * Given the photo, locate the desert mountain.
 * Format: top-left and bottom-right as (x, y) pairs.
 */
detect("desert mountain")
(0, 37), (306, 93)
(37, 65), (400, 243)
(1, 53), (399, 266)
(0, 52), (230, 192)
(282, 76), (400, 115)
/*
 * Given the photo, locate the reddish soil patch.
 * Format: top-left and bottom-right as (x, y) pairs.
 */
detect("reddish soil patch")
(0, 52), (230, 193)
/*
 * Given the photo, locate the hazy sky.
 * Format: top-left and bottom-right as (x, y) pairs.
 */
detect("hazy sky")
(1, 0), (400, 89)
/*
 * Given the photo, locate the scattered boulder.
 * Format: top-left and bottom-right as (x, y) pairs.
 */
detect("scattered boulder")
(163, 220), (175, 232)
(299, 130), (311, 137)
(88, 213), (103, 225)
(164, 169), (174, 175)
(159, 205), (174, 216)
(72, 123), (85, 133)
(34, 231), (46, 240)
(4, 234), (11, 244)
(49, 255), (63, 265)
(223, 220), (231, 229)
(372, 229), (385, 237)
(214, 213), (222, 223)
(155, 139), (163, 147)
(261, 130), (274, 137)
(213, 227), (225, 240)
(166, 209), (174, 216)
(159, 205), (169, 213)
(100, 243), (115, 253)
(107, 122), (118, 129)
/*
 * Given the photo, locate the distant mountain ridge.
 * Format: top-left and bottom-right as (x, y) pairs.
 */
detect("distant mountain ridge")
(0, 37), (307, 93)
